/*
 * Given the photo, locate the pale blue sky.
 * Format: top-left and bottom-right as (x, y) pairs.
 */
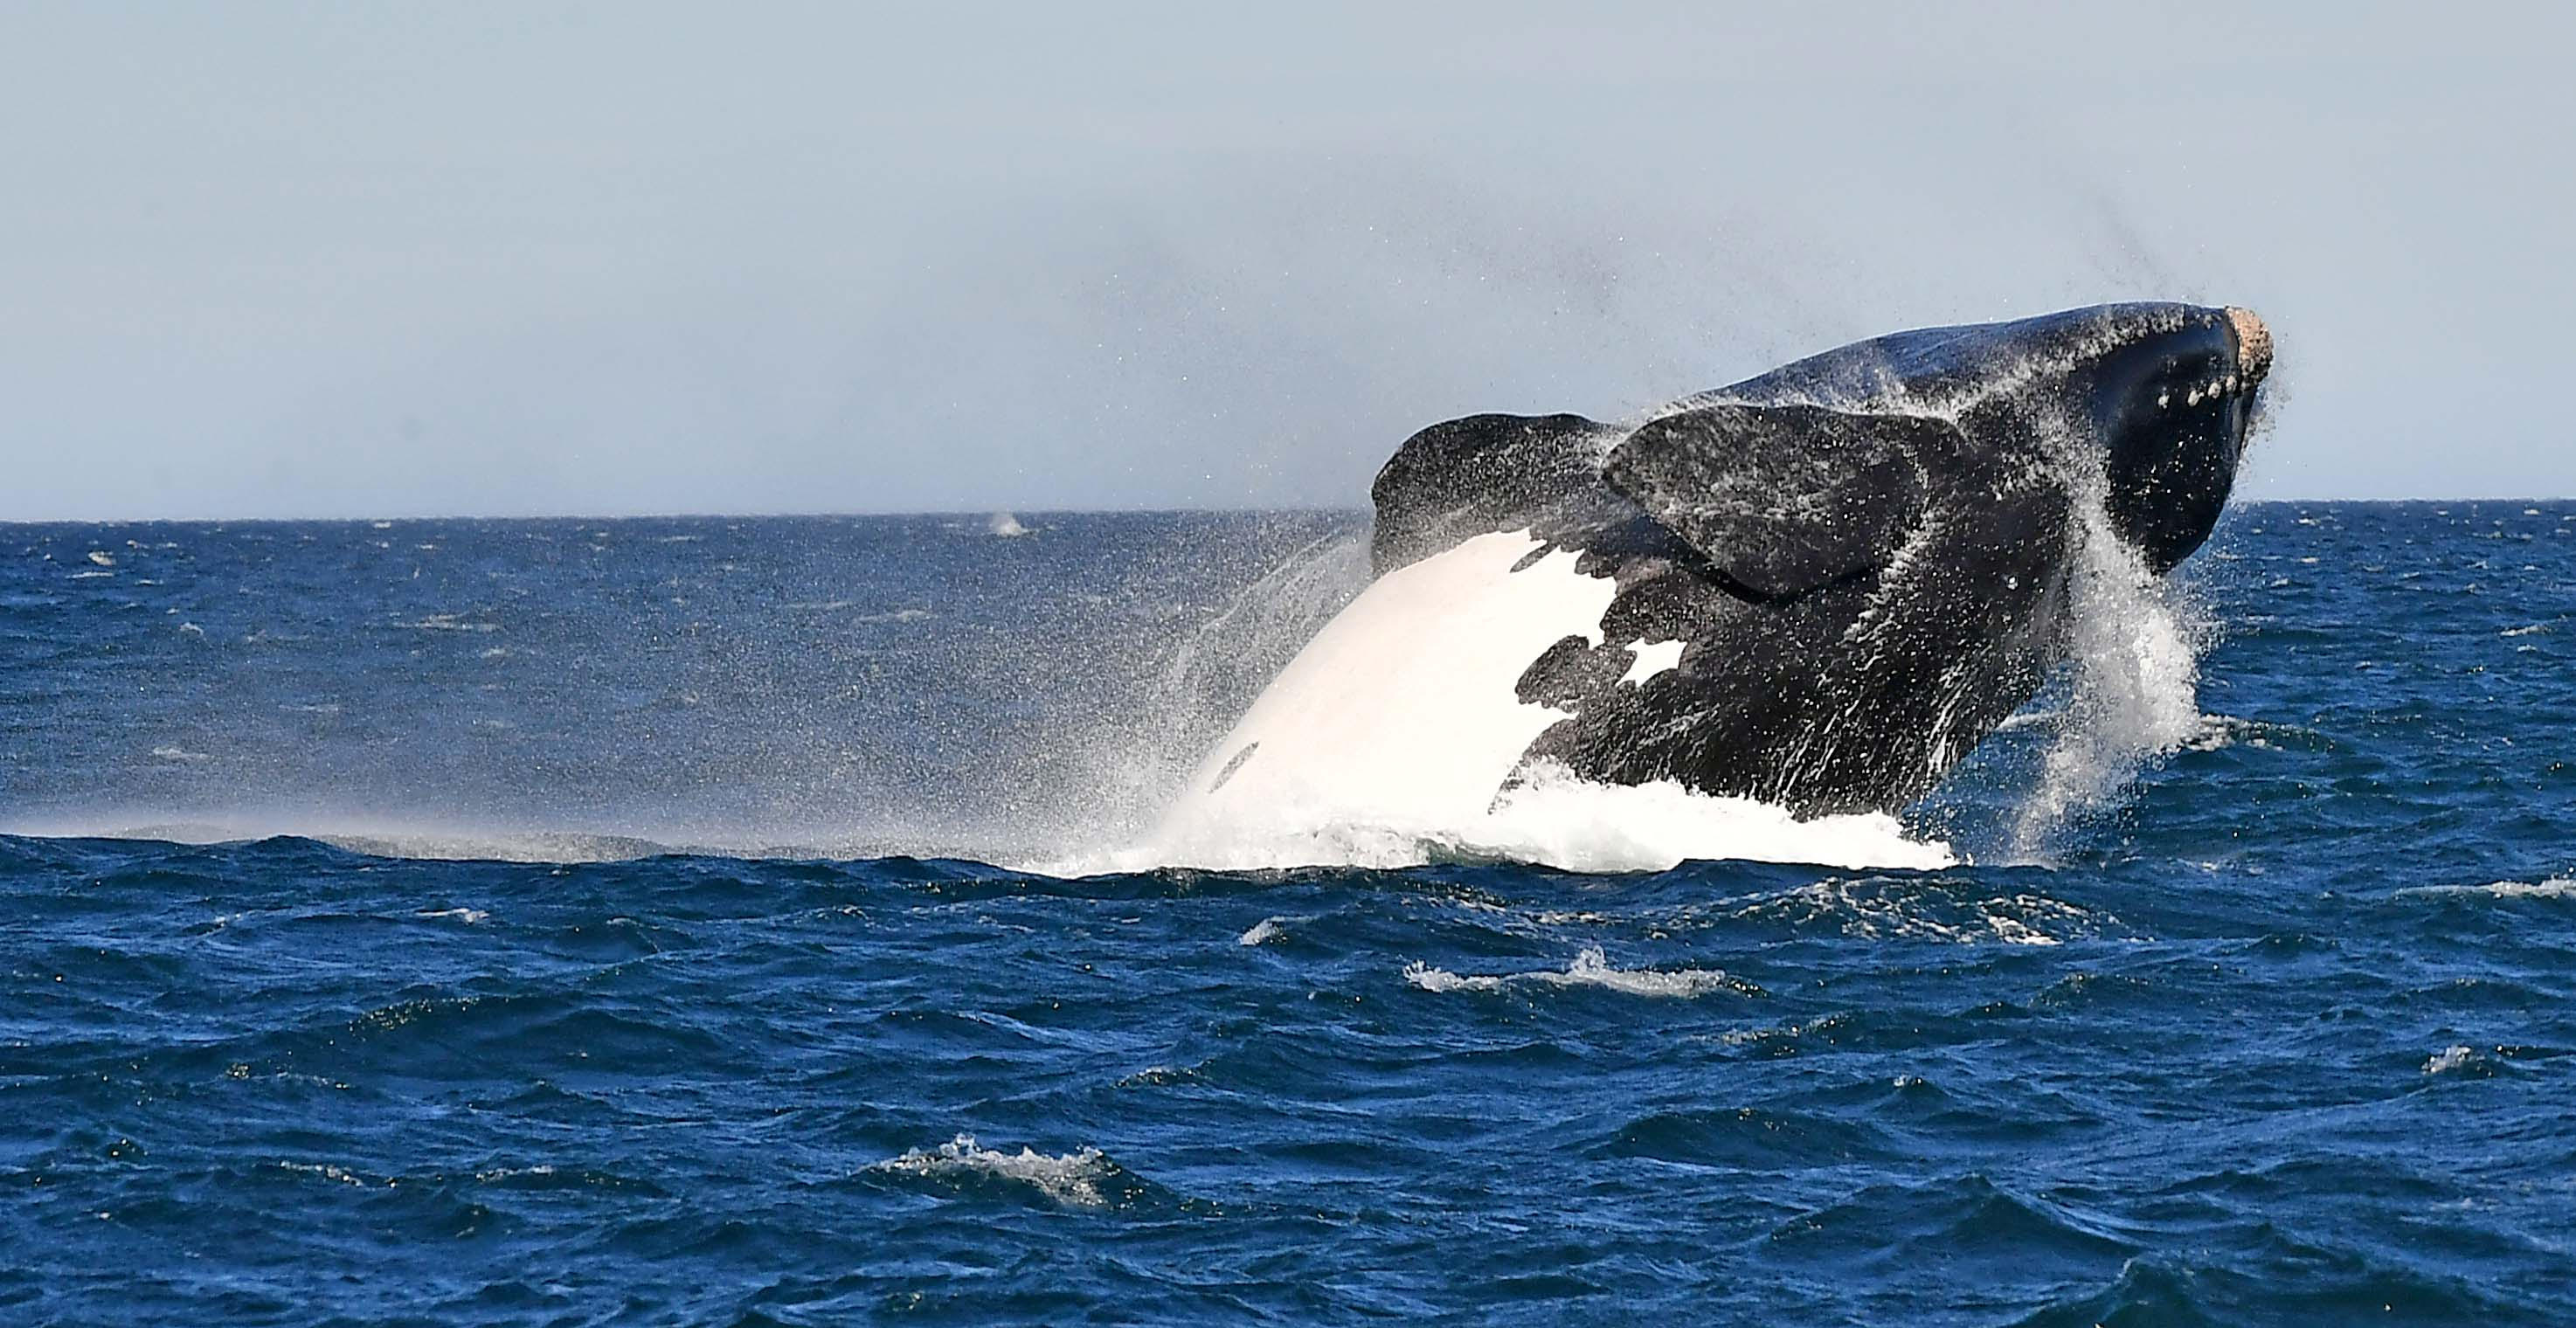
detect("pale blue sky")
(3, 3), (2568, 518)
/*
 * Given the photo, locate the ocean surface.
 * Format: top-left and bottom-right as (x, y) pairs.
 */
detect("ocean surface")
(3, 504), (2572, 1325)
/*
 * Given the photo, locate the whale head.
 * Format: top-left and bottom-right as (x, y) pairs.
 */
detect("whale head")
(2080, 304), (2272, 571)
(1688, 301), (2272, 576)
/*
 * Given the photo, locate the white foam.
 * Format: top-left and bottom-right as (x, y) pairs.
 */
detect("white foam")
(987, 512), (1030, 537)
(1403, 945), (1744, 999)
(2399, 876), (2576, 900)
(873, 1133), (1114, 1207)
(403, 612), (498, 633)
(1723, 878), (2115, 945)
(417, 907), (491, 924)
(1091, 758), (1947, 875)
(1237, 916), (1288, 945)
(2424, 1045), (2479, 1076)
(277, 1160), (383, 1187)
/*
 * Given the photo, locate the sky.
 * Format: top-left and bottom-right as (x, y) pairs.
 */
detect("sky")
(2, 3), (2569, 519)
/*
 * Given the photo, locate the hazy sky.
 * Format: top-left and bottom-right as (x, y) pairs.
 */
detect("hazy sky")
(3, 3), (2569, 519)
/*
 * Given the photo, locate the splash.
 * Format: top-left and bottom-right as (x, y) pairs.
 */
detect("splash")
(1036, 528), (1371, 856)
(1063, 759), (1949, 875)
(2012, 461), (2212, 854)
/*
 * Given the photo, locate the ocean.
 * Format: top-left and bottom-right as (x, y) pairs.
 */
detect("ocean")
(2, 503), (2571, 1325)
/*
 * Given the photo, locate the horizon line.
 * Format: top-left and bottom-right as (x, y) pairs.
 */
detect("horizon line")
(3, 495), (2574, 528)
(4, 494), (2576, 527)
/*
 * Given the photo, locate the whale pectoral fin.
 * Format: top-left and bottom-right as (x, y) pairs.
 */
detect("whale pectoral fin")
(1370, 412), (1618, 576)
(1603, 404), (1956, 600)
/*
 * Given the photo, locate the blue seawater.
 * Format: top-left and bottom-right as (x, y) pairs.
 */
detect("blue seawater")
(1, 505), (2571, 1325)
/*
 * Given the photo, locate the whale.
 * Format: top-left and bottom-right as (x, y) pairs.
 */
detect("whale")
(1169, 301), (2274, 838)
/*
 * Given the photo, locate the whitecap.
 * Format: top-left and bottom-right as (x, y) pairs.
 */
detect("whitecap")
(402, 612), (499, 633)
(1721, 878), (2117, 945)
(1403, 946), (1745, 999)
(277, 1160), (384, 1186)
(416, 907), (491, 924)
(872, 1133), (1114, 1207)
(149, 745), (212, 763)
(2398, 876), (2576, 900)
(2424, 1045), (2480, 1076)
(1237, 916), (1288, 946)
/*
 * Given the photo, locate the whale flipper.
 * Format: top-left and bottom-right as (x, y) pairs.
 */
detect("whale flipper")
(1369, 412), (1621, 576)
(1604, 405), (1961, 602)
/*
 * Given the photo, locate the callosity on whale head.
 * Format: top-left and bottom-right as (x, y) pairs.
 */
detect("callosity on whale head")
(1174, 301), (2274, 838)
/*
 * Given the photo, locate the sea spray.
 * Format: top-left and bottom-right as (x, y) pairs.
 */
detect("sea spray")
(2012, 454), (2215, 854)
(1034, 522), (1370, 855)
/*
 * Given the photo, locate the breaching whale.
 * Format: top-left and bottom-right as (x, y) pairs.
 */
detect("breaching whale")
(1172, 301), (2274, 839)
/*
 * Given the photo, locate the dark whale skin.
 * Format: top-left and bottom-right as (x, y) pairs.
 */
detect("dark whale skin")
(1368, 302), (2272, 817)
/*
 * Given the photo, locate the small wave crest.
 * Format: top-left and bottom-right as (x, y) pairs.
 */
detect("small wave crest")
(1719, 877), (2122, 945)
(1402, 946), (1752, 999)
(2396, 875), (2576, 901)
(871, 1133), (1118, 1207)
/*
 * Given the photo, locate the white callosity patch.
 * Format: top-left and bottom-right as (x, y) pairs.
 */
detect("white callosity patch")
(1619, 637), (1685, 687)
